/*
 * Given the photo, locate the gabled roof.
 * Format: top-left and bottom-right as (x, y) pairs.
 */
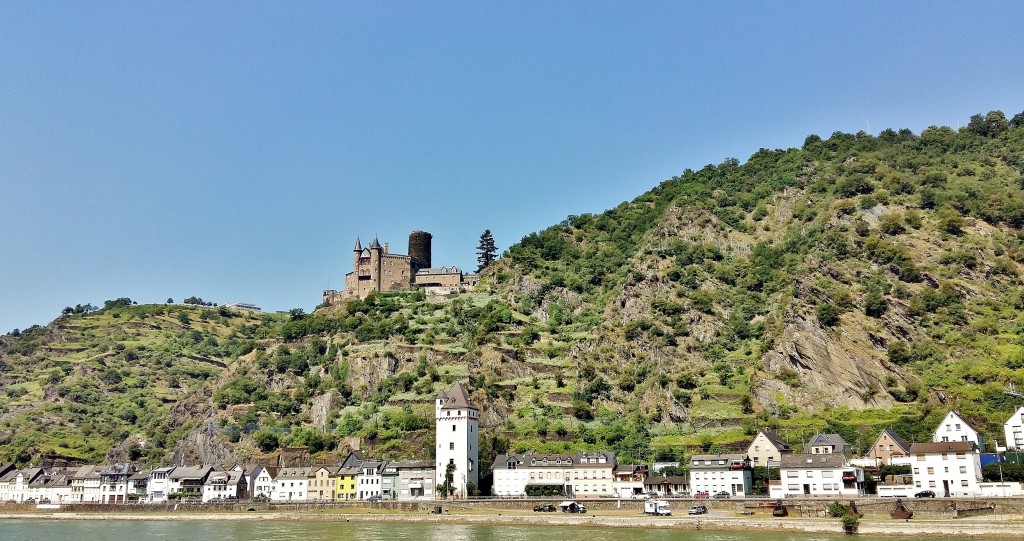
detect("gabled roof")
(253, 465), (279, 478)
(275, 467), (314, 480)
(781, 453), (848, 469)
(876, 429), (911, 453)
(909, 441), (978, 454)
(336, 466), (360, 476)
(129, 470), (151, 481)
(1007, 406), (1024, 424)
(416, 266), (463, 276)
(342, 451), (366, 469)
(804, 433), (851, 453)
(170, 465), (214, 480)
(935, 411), (983, 435)
(438, 382), (475, 410)
(72, 465), (102, 480)
(757, 428), (791, 451)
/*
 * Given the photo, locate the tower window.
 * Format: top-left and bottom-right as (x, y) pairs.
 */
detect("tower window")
(453, 424), (456, 431)
(450, 443), (455, 450)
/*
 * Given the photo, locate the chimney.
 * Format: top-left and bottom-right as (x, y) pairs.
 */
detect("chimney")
(384, 242), (389, 254)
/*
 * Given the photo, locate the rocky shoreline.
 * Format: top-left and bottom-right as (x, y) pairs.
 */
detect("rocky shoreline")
(3, 509), (1024, 538)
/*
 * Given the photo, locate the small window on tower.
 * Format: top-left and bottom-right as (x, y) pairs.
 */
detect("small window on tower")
(450, 443), (455, 450)
(453, 424), (456, 432)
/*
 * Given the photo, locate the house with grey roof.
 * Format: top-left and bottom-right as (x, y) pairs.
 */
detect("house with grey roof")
(868, 429), (912, 465)
(747, 429), (792, 468)
(804, 433), (853, 456)
(771, 453), (865, 498)
(689, 454), (752, 497)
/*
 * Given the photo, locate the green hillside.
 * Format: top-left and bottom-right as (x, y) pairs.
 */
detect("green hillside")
(2, 110), (1024, 479)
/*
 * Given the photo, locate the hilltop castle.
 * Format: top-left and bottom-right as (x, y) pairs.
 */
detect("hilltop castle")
(322, 230), (478, 303)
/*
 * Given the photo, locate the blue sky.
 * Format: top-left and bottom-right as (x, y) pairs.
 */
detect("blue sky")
(2, 1), (1023, 332)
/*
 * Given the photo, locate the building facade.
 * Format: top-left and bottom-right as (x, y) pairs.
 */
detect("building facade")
(909, 441), (982, 497)
(868, 429), (912, 465)
(747, 429), (792, 468)
(772, 454), (865, 498)
(689, 454), (752, 496)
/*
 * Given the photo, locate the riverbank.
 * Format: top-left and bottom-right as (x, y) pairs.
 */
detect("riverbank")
(3, 508), (1023, 538)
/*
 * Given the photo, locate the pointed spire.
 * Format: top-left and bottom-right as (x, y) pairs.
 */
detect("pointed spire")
(354, 237), (362, 251)
(370, 236), (381, 249)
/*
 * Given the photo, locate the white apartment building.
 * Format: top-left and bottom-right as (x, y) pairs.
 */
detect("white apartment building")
(689, 454), (752, 496)
(490, 452), (617, 497)
(909, 441), (982, 497)
(771, 454), (865, 498)
(249, 466), (277, 499)
(272, 466), (312, 501)
(356, 461), (385, 500)
(147, 466), (175, 502)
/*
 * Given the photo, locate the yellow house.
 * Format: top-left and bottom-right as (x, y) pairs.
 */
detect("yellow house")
(336, 467), (359, 501)
(308, 467), (337, 501)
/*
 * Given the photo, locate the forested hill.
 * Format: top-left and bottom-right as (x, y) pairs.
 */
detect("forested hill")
(2, 110), (1024, 473)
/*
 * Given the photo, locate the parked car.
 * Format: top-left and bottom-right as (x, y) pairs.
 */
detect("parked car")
(533, 503), (556, 512)
(914, 490), (936, 498)
(688, 504), (708, 515)
(559, 500), (587, 513)
(366, 495), (382, 502)
(693, 491), (710, 499)
(712, 491), (731, 499)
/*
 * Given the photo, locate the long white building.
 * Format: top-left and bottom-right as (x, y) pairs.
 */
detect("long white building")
(770, 454), (865, 498)
(909, 441), (982, 497)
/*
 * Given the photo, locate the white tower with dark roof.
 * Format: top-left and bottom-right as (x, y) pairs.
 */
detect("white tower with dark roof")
(435, 382), (478, 497)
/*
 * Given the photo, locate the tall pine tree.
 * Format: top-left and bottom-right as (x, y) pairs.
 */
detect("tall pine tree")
(476, 229), (497, 272)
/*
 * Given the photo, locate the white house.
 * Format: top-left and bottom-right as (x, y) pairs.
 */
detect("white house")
(747, 429), (792, 468)
(490, 452), (617, 498)
(771, 454), (865, 498)
(249, 466), (277, 499)
(70, 464), (102, 503)
(689, 454), (752, 497)
(98, 464), (136, 504)
(146, 466), (175, 502)
(26, 469), (73, 503)
(612, 464), (648, 499)
(202, 470), (247, 502)
(355, 461), (385, 500)
(932, 411), (984, 447)
(272, 466), (312, 502)
(435, 383), (479, 498)
(167, 465), (214, 499)
(1004, 407), (1024, 450)
(909, 441), (982, 497)
(0, 464), (18, 501)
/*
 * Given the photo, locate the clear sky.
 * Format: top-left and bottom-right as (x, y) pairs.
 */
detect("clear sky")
(2, 1), (1022, 333)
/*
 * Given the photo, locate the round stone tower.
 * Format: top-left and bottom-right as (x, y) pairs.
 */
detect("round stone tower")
(408, 230), (432, 271)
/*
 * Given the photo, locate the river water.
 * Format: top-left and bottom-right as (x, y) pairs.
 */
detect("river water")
(0, 520), (942, 541)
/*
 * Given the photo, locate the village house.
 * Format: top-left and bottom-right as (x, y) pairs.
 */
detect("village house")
(490, 451), (618, 498)
(804, 433), (853, 455)
(746, 429), (792, 468)
(202, 470), (247, 502)
(99, 463), (136, 503)
(490, 453), (532, 497)
(336, 466), (359, 501)
(1004, 406), (1024, 450)
(70, 464), (102, 503)
(356, 461), (385, 500)
(688, 454), (752, 497)
(612, 464), (648, 498)
(382, 463), (399, 500)
(146, 466), (175, 502)
(308, 466), (337, 501)
(249, 466), (277, 500)
(27, 468), (73, 503)
(128, 470), (149, 501)
(771, 454), (865, 498)
(867, 429), (912, 466)
(572, 451), (616, 497)
(932, 411), (984, 447)
(272, 466), (313, 502)
(168, 465), (214, 500)
(909, 441), (982, 497)
(0, 463), (18, 502)
(390, 460), (435, 500)
(643, 475), (689, 496)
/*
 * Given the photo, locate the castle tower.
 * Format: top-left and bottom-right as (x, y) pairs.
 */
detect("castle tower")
(408, 230), (432, 273)
(369, 236), (382, 293)
(435, 382), (478, 498)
